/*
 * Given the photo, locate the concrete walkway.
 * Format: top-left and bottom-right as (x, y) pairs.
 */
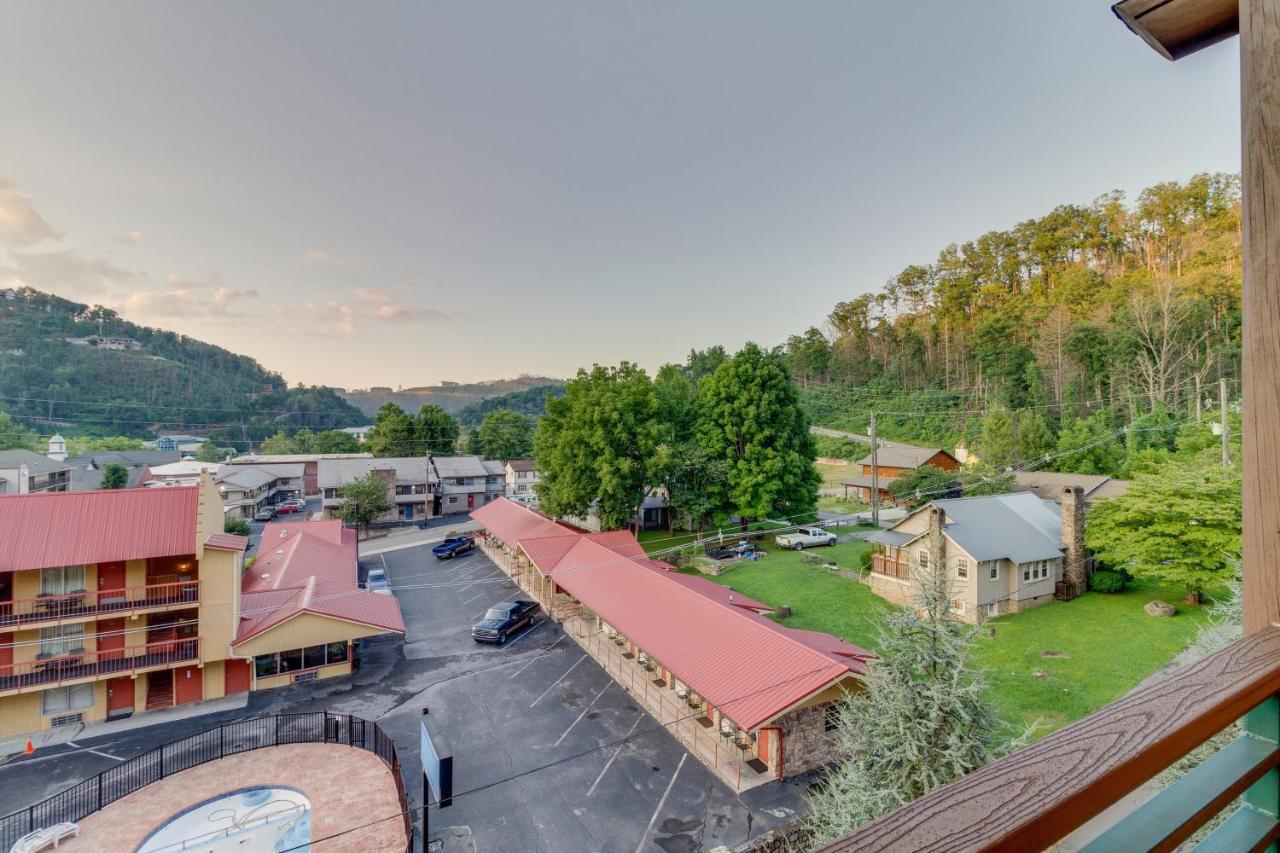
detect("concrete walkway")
(0, 693), (249, 757)
(357, 519), (481, 556)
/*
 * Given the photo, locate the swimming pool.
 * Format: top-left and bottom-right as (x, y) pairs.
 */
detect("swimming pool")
(135, 786), (312, 853)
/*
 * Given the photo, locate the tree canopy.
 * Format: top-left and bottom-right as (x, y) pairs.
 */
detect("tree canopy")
(336, 472), (393, 536)
(99, 462), (128, 489)
(472, 409), (535, 460)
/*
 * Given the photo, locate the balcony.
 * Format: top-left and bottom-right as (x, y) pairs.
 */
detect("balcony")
(0, 638), (199, 696)
(0, 580), (200, 630)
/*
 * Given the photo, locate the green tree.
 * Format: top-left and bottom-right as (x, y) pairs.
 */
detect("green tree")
(534, 362), (660, 529)
(696, 343), (820, 527)
(1055, 411), (1125, 477)
(473, 409), (535, 460)
(224, 516), (252, 536)
(309, 429), (361, 454)
(806, 550), (999, 844)
(653, 363), (697, 442)
(0, 409), (38, 451)
(195, 440), (223, 462)
(99, 462), (129, 490)
(1086, 454), (1240, 602)
(337, 472), (393, 539)
(1015, 410), (1055, 461)
(887, 465), (958, 508)
(367, 403), (417, 457)
(66, 435), (145, 456)
(653, 441), (729, 533)
(415, 405), (460, 456)
(962, 464), (1016, 497)
(977, 410), (1017, 469)
(259, 431), (299, 454)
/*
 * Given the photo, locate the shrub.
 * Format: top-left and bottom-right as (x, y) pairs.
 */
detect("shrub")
(1089, 570), (1128, 594)
(224, 517), (251, 537)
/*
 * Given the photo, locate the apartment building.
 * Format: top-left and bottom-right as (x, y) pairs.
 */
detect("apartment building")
(0, 474), (403, 739)
(318, 456), (434, 524)
(504, 460), (540, 505)
(432, 455), (506, 515)
(0, 450), (72, 495)
(215, 463), (305, 518)
(225, 453), (372, 497)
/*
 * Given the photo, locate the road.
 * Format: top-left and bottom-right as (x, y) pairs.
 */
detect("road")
(0, 542), (813, 852)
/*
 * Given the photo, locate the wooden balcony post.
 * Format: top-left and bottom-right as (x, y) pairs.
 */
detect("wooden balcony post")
(1242, 0), (1280, 635)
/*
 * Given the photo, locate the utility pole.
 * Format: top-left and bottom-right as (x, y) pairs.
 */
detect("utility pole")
(1220, 376), (1231, 468)
(870, 411), (879, 528)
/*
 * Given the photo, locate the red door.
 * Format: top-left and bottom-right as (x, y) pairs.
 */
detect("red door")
(0, 632), (11, 675)
(467, 493), (475, 509)
(97, 618), (126, 663)
(174, 664), (203, 705)
(97, 561), (127, 605)
(106, 677), (134, 714)
(225, 659), (251, 695)
(757, 727), (771, 762)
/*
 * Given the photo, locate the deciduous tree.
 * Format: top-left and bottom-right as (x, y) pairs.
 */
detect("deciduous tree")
(337, 472), (393, 539)
(473, 409), (535, 460)
(99, 462), (128, 490)
(414, 405), (460, 456)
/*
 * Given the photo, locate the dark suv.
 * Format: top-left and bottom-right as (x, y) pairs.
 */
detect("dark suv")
(471, 600), (540, 644)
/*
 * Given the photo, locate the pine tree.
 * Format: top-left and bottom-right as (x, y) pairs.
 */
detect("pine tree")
(806, 554), (999, 846)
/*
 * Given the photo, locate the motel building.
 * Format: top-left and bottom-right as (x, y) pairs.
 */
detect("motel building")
(0, 474), (403, 740)
(472, 497), (873, 791)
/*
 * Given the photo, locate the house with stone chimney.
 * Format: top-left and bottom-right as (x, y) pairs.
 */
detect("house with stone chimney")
(864, 488), (1088, 623)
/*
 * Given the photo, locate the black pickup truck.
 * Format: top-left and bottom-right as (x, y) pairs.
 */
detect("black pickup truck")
(471, 600), (541, 644)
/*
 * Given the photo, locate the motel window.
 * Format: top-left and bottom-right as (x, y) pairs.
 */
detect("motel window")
(326, 642), (349, 664)
(255, 654), (279, 679)
(989, 563), (1000, 581)
(824, 704), (842, 734)
(40, 565), (85, 596)
(40, 684), (93, 716)
(38, 624), (85, 658)
(324, 488), (340, 499)
(956, 559), (968, 579)
(448, 496), (458, 504)
(279, 649), (304, 673)
(917, 549), (929, 571)
(303, 645), (327, 669)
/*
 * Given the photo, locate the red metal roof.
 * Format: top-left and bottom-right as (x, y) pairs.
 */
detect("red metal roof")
(204, 532), (249, 552)
(0, 487), (198, 571)
(471, 498), (574, 544)
(234, 519), (404, 644)
(473, 498), (870, 730)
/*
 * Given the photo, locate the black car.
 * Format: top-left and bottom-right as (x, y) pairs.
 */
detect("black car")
(471, 600), (540, 644)
(432, 536), (476, 559)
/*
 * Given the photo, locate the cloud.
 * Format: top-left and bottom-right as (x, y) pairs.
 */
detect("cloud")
(118, 230), (144, 245)
(0, 176), (60, 247)
(302, 248), (352, 267)
(118, 274), (258, 320)
(0, 249), (135, 298)
(279, 289), (447, 337)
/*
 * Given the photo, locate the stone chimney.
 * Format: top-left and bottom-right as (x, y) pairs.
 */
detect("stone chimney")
(1061, 486), (1086, 598)
(928, 505), (946, 575)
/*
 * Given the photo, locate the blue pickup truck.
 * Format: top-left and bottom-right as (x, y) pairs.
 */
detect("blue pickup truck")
(432, 535), (476, 560)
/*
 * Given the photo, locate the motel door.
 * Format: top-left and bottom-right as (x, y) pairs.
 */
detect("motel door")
(467, 493), (475, 509)
(97, 561), (127, 603)
(106, 677), (134, 714)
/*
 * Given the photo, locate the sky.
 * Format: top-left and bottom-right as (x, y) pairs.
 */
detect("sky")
(0, 2), (1241, 390)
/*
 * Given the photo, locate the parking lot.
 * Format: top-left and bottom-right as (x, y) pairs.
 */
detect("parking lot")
(371, 543), (813, 853)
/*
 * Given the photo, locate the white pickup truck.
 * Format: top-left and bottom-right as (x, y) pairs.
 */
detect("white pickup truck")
(775, 526), (837, 550)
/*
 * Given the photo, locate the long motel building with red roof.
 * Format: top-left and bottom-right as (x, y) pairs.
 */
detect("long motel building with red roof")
(471, 497), (873, 791)
(0, 473), (403, 739)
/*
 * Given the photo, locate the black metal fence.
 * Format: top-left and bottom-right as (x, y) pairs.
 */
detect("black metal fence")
(0, 712), (413, 852)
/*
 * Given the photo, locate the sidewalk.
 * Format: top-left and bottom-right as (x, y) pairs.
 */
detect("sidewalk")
(0, 693), (249, 757)
(357, 519), (481, 557)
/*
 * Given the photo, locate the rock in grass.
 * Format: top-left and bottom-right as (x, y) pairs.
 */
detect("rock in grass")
(1145, 600), (1177, 618)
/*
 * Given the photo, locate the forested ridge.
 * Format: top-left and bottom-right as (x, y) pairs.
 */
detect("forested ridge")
(782, 173), (1242, 452)
(0, 288), (365, 442)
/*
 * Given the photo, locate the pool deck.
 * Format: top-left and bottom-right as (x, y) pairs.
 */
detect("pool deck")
(57, 743), (407, 852)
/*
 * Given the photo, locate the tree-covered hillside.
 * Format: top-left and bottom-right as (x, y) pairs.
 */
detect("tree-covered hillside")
(783, 173), (1242, 454)
(454, 383), (566, 428)
(0, 288), (365, 442)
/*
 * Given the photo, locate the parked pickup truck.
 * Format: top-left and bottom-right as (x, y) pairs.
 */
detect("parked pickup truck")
(775, 527), (837, 550)
(432, 536), (476, 560)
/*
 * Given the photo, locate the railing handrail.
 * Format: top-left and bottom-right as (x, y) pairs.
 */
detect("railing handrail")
(819, 626), (1280, 852)
(0, 712), (412, 853)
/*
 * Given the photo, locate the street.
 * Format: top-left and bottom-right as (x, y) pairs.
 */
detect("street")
(0, 542), (813, 852)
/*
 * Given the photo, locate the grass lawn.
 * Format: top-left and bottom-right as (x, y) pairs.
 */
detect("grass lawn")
(636, 528), (703, 553)
(815, 462), (854, 489)
(687, 540), (894, 652)
(972, 580), (1211, 737)
(682, 545), (1211, 738)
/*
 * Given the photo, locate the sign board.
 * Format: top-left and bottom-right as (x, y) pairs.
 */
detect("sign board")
(420, 719), (453, 807)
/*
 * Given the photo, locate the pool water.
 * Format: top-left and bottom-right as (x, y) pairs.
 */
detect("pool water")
(135, 786), (312, 853)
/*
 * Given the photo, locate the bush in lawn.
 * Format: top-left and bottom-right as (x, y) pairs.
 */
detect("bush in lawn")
(1088, 570), (1128, 594)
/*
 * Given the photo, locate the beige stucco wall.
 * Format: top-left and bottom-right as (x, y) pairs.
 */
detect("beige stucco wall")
(197, 548), (241, 664)
(231, 613), (389, 658)
(254, 659), (351, 691)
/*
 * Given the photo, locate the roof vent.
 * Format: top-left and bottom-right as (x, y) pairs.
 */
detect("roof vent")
(275, 549), (284, 557)
(261, 573), (270, 581)
(280, 530), (288, 539)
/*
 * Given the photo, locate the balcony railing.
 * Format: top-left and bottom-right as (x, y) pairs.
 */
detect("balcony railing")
(820, 627), (1280, 852)
(0, 580), (199, 629)
(0, 638), (199, 694)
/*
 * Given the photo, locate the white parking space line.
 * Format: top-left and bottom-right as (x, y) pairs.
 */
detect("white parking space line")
(508, 636), (564, 679)
(633, 753), (688, 853)
(554, 682), (612, 747)
(586, 714), (644, 797)
(530, 654), (587, 707)
(460, 591), (488, 606)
